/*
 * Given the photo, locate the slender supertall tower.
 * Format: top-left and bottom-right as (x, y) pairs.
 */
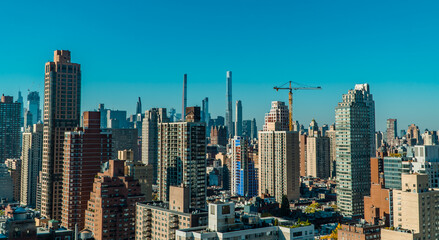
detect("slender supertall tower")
(41, 50), (81, 220)
(202, 97), (210, 136)
(182, 74), (187, 121)
(235, 100), (242, 137)
(226, 71), (233, 137)
(136, 97), (142, 115)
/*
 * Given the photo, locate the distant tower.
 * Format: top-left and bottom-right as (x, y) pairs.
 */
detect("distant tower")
(235, 100), (242, 136)
(17, 91), (24, 127)
(26, 91), (41, 125)
(136, 97), (142, 115)
(0, 95), (21, 162)
(182, 74), (187, 121)
(202, 97), (210, 136)
(226, 71), (233, 137)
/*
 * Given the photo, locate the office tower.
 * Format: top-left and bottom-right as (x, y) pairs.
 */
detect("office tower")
(407, 124), (422, 146)
(386, 119), (397, 146)
(202, 97), (210, 136)
(210, 126), (228, 146)
(234, 100), (242, 137)
(381, 174), (439, 239)
(210, 116), (225, 127)
(26, 91), (41, 126)
(0, 163), (13, 202)
(169, 108), (177, 122)
(136, 97), (142, 115)
(320, 124), (329, 137)
(306, 120), (330, 179)
(41, 50), (81, 220)
(251, 118), (257, 139)
(136, 186), (208, 240)
(142, 108), (169, 183)
(336, 83), (375, 217)
(364, 157), (392, 227)
(230, 136), (258, 197)
(158, 107), (206, 209)
(299, 133), (307, 177)
(375, 131), (384, 151)
(0, 95), (21, 163)
(61, 112), (112, 230)
(225, 71), (233, 137)
(84, 160), (145, 240)
(17, 90), (24, 127)
(259, 102), (300, 203)
(5, 158), (21, 202)
(182, 74), (187, 120)
(262, 101), (289, 131)
(242, 120), (251, 139)
(20, 124), (43, 207)
(106, 109), (127, 129)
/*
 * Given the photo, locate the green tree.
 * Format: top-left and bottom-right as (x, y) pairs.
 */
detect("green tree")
(280, 195), (290, 216)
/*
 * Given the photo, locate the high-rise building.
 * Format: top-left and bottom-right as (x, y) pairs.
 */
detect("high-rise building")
(251, 118), (257, 139)
(97, 104), (108, 129)
(61, 112), (112, 230)
(407, 124), (422, 146)
(326, 124), (336, 178)
(26, 91), (41, 126)
(135, 186), (208, 240)
(202, 97), (210, 137)
(386, 119), (397, 146)
(122, 151), (153, 202)
(258, 101), (300, 203)
(41, 50), (81, 220)
(306, 120), (330, 179)
(158, 107), (206, 209)
(142, 108), (169, 183)
(235, 100), (242, 137)
(336, 83), (375, 217)
(0, 163), (13, 202)
(136, 97), (142, 115)
(382, 174), (439, 239)
(107, 109), (128, 129)
(262, 101), (289, 131)
(5, 158), (21, 202)
(20, 124), (43, 207)
(182, 74), (187, 121)
(84, 160), (145, 240)
(299, 133), (307, 177)
(111, 128), (138, 161)
(0, 95), (21, 163)
(225, 71), (233, 137)
(230, 136), (258, 197)
(17, 91), (24, 127)
(210, 126), (228, 146)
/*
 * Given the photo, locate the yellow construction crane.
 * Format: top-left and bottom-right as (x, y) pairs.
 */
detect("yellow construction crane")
(274, 81), (321, 131)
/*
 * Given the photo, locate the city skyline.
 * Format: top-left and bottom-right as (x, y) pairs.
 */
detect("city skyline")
(2, 1), (439, 131)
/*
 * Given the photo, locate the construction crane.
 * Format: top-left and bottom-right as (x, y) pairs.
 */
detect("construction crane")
(274, 81), (321, 131)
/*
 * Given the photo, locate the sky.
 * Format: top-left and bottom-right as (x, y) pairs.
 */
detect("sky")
(1, 0), (439, 131)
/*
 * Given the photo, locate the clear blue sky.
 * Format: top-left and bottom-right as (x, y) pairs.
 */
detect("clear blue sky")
(1, 0), (439, 131)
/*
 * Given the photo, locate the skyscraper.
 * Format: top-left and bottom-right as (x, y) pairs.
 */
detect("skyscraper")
(26, 91), (41, 126)
(41, 50), (81, 220)
(61, 112), (112, 230)
(258, 101), (300, 203)
(182, 74), (187, 120)
(306, 120), (330, 179)
(336, 83), (375, 217)
(231, 136), (258, 197)
(136, 97), (142, 115)
(235, 100), (242, 137)
(158, 107), (206, 209)
(142, 108), (169, 183)
(17, 91), (24, 127)
(202, 97), (210, 136)
(386, 119), (397, 146)
(225, 71), (233, 137)
(20, 124), (43, 207)
(0, 95), (21, 163)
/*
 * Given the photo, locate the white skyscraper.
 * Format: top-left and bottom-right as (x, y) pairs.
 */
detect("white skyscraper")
(336, 83), (375, 217)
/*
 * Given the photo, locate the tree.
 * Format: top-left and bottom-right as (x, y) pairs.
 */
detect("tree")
(280, 195), (290, 216)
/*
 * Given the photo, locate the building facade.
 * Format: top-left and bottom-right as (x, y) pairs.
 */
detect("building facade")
(0, 95), (21, 163)
(41, 50), (81, 220)
(336, 83), (375, 217)
(84, 160), (145, 240)
(230, 136), (258, 198)
(61, 112), (113, 230)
